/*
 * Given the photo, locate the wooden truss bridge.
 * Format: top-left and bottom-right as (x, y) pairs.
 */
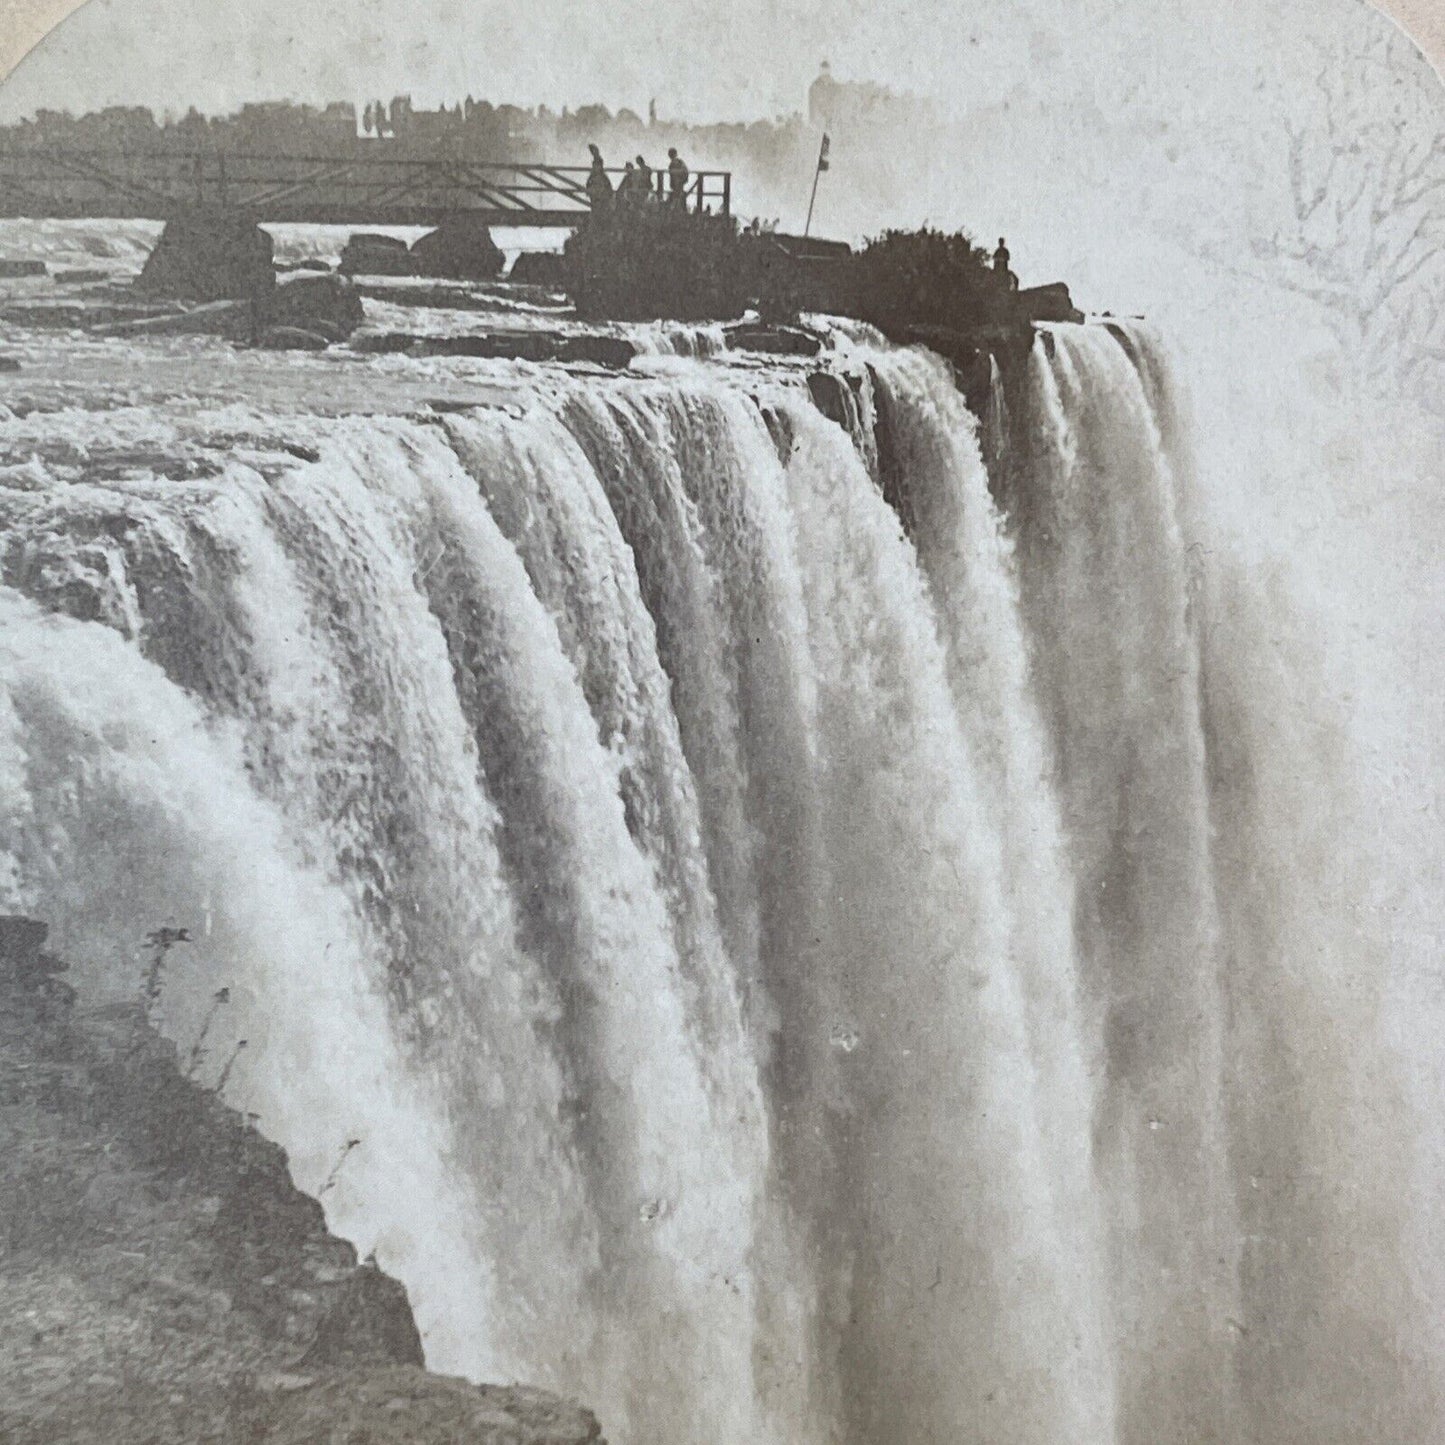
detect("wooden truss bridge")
(0, 147), (734, 227)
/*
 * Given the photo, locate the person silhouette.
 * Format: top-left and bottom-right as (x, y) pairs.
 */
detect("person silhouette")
(993, 237), (1019, 293)
(666, 148), (689, 209)
(586, 144), (613, 212)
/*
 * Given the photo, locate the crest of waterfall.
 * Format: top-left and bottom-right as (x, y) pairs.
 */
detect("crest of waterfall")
(632, 322), (728, 358)
(0, 317), (1432, 1445)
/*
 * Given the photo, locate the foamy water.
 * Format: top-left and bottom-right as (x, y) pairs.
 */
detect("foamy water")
(0, 230), (1437, 1443)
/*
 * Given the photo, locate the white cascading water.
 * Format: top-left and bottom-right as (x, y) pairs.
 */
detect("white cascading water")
(0, 320), (1426, 1443)
(1011, 326), (1237, 1443)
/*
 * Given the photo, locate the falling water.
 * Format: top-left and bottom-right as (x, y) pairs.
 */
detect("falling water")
(0, 319), (1429, 1443)
(1008, 325), (1237, 1443)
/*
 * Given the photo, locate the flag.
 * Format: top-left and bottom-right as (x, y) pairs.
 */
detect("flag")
(817, 133), (831, 172)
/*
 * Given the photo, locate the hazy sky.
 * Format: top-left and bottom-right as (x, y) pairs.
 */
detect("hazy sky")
(0, 0), (1372, 126)
(0, 0), (1434, 326)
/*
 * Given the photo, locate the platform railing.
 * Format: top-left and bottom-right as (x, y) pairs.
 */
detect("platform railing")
(0, 147), (733, 226)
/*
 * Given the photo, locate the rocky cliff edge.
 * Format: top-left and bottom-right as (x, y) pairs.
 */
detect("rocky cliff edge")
(0, 917), (603, 1445)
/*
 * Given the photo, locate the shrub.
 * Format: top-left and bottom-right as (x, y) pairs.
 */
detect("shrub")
(848, 227), (1014, 339)
(737, 233), (856, 322)
(563, 205), (748, 321)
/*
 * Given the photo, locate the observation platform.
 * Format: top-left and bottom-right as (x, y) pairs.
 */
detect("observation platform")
(0, 147), (733, 227)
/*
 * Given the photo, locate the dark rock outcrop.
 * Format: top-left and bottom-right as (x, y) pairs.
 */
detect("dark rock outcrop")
(0, 259), (47, 278)
(1017, 282), (1084, 324)
(508, 252), (566, 288)
(340, 233), (415, 277)
(136, 209), (276, 301)
(411, 217), (505, 281)
(726, 324), (823, 357)
(257, 325), (333, 351)
(0, 916), (603, 1445)
(414, 332), (554, 361)
(92, 297), (259, 340)
(264, 273), (365, 339)
(905, 321), (1030, 367)
(0, 917), (72, 1004)
(740, 232), (855, 318)
(867, 361), (918, 539)
(806, 370), (854, 429)
(352, 330), (637, 368)
(564, 208), (748, 321)
(11, 1368), (606, 1445)
(351, 281), (571, 313)
(352, 331), (427, 354)
(558, 333), (637, 368)
(0, 299), (171, 331)
(87, 273), (363, 348)
(0, 915), (53, 977)
(300, 1262), (426, 1368)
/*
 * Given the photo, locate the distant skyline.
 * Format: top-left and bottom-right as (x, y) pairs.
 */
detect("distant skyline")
(0, 0), (1378, 129)
(0, 2), (1440, 117)
(1, 0), (1438, 321)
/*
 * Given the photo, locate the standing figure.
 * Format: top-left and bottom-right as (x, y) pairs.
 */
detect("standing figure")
(586, 144), (614, 213)
(993, 236), (1019, 292)
(666, 148), (689, 209)
(634, 155), (654, 200)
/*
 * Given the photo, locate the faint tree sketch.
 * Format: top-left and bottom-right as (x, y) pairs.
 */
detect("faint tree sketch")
(1192, 10), (1445, 409)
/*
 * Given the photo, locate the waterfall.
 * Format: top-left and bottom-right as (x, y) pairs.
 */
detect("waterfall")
(1008, 325), (1237, 1442)
(0, 321), (1427, 1443)
(632, 321), (728, 358)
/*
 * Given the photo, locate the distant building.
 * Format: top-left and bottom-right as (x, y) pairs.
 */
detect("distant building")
(230, 100), (355, 153)
(807, 61), (935, 132)
(808, 62), (840, 127)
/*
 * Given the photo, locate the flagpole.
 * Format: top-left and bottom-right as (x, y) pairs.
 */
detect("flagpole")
(804, 132), (829, 238)
(804, 166), (822, 239)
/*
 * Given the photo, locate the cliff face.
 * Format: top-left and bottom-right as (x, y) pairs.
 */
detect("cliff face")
(0, 920), (603, 1445)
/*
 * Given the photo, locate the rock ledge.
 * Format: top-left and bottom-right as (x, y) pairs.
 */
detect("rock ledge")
(0, 917), (602, 1445)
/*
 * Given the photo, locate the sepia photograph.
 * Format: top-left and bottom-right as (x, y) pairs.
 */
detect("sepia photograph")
(0, 0), (1442, 1441)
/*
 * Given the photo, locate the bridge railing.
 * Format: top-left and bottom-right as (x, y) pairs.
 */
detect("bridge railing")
(0, 147), (733, 226)
(588, 165), (731, 217)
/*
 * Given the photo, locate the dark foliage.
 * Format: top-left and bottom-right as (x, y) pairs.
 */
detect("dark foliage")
(848, 227), (1014, 339)
(734, 234), (843, 322)
(564, 205), (748, 321)
(566, 215), (1025, 338)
